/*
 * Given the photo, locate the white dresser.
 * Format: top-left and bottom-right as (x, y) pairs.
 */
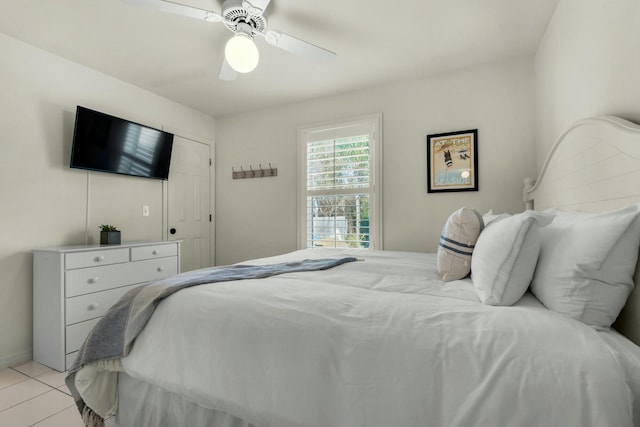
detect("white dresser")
(33, 241), (181, 371)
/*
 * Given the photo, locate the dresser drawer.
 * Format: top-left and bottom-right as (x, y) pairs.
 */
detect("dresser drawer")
(131, 243), (178, 261)
(65, 257), (178, 297)
(66, 352), (78, 371)
(65, 283), (140, 325)
(65, 248), (129, 270)
(66, 317), (100, 354)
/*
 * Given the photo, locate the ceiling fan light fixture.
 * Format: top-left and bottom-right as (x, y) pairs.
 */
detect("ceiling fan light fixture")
(224, 32), (259, 73)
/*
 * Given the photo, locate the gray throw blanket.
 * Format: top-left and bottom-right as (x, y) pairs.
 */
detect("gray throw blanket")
(64, 257), (358, 427)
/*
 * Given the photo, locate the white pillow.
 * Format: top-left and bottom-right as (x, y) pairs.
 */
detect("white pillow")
(471, 211), (554, 306)
(437, 207), (484, 282)
(531, 204), (640, 328)
(482, 209), (511, 226)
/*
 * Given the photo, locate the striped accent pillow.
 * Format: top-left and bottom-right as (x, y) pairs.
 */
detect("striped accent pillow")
(437, 208), (484, 282)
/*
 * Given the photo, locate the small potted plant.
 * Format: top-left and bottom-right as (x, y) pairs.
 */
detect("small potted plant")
(99, 224), (121, 245)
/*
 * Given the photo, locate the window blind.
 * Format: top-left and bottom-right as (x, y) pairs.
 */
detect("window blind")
(303, 126), (374, 249)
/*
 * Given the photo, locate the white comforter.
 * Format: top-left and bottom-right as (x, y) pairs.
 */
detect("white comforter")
(120, 249), (637, 427)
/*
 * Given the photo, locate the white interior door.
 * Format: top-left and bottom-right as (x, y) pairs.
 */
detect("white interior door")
(167, 136), (212, 272)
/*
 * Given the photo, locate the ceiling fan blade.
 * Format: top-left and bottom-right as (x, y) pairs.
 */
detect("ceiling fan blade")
(263, 30), (336, 61)
(219, 59), (238, 81)
(125, 0), (222, 22)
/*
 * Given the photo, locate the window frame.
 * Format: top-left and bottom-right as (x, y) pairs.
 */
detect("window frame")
(297, 114), (383, 250)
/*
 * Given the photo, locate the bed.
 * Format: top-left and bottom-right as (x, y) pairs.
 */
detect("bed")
(67, 116), (640, 427)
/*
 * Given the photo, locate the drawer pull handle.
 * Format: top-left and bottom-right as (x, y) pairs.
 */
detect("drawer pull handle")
(87, 304), (98, 311)
(94, 256), (105, 262)
(87, 277), (99, 284)
(152, 250), (160, 255)
(157, 266), (164, 272)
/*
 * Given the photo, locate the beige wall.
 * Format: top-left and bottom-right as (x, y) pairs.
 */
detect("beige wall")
(215, 57), (537, 265)
(535, 0), (640, 167)
(0, 33), (215, 367)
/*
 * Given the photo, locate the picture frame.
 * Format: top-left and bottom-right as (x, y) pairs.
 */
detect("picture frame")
(426, 129), (478, 193)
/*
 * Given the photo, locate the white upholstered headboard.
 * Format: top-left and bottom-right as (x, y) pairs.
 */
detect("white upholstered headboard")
(524, 116), (640, 346)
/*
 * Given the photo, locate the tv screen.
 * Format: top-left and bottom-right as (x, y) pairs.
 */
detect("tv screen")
(70, 106), (174, 180)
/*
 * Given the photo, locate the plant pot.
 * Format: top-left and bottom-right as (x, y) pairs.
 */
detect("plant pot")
(100, 231), (121, 245)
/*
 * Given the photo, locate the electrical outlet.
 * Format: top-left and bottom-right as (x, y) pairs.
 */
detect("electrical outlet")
(142, 205), (150, 217)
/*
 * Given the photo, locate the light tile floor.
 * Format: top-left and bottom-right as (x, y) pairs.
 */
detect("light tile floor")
(0, 361), (84, 427)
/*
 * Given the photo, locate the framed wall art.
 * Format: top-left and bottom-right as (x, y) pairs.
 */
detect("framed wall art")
(426, 129), (478, 193)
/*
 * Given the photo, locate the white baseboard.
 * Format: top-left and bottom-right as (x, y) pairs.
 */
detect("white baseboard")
(0, 348), (32, 369)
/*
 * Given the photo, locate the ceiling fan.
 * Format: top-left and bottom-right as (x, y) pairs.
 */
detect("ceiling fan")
(126, 0), (336, 80)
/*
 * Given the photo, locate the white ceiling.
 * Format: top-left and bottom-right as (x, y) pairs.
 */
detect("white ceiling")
(0, 0), (559, 118)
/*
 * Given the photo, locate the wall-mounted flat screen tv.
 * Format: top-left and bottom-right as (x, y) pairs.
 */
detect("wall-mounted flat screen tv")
(70, 106), (174, 180)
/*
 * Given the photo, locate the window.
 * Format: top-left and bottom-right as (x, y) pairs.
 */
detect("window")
(298, 114), (382, 249)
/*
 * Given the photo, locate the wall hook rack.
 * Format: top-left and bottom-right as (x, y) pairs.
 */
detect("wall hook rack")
(232, 163), (278, 179)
